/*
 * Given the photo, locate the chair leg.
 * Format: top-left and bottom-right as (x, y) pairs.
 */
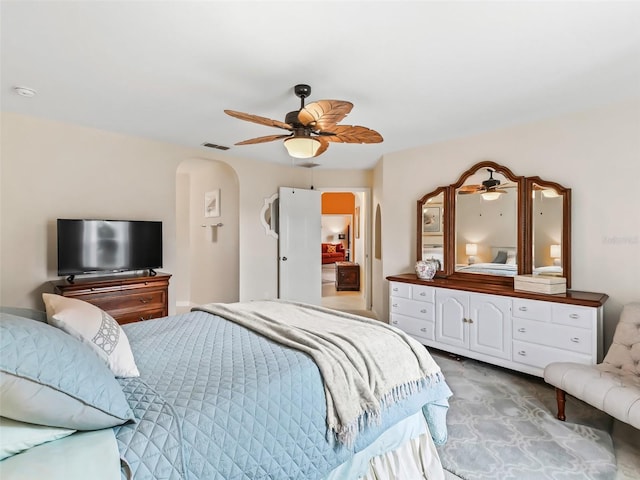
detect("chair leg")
(555, 388), (566, 421)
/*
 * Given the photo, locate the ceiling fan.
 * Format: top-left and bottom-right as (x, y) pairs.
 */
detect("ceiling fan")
(224, 84), (383, 159)
(458, 169), (516, 200)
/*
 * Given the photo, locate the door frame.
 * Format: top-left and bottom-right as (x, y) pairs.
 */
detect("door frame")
(317, 187), (372, 310)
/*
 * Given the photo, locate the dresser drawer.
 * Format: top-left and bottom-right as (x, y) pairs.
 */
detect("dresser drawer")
(390, 313), (434, 341)
(390, 282), (411, 299)
(87, 289), (166, 311)
(512, 299), (551, 322)
(513, 318), (591, 355)
(390, 297), (434, 321)
(412, 284), (435, 303)
(116, 308), (166, 325)
(551, 304), (593, 329)
(512, 340), (592, 370)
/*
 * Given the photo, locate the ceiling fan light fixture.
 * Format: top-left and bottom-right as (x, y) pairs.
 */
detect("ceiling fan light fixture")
(284, 136), (321, 159)
(481, 191), (503, 201)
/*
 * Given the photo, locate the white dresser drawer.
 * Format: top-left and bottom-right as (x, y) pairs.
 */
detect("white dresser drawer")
(390, 297), (434, 321)
(513, 318), (591, 355)
(552, 304), (593, 329)
(390, 282), (411, 299)
(512, 340), (592, 369)
(390, 313), (434, 341)
(412, 284), (435, 303)
(512, 299), (551, 322)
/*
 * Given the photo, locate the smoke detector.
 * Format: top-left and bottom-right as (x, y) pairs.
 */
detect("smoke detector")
(13, 86), (37, 97)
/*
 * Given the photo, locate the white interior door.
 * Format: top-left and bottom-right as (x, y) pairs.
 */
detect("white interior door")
(278, 187), (321, 305)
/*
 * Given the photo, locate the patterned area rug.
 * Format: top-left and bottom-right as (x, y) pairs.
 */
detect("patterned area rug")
(434, 351), (616, 479)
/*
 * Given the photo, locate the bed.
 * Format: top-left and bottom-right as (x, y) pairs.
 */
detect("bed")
(456, 246), (518, 276)
(0, 300), (452, 480)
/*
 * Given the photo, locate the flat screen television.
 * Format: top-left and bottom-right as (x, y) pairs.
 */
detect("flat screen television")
(57, 219), (162, 280)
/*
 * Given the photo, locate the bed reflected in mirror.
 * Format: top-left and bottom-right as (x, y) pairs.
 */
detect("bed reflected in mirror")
(454, 168), (519, 276)
(532, 183), (564, 276)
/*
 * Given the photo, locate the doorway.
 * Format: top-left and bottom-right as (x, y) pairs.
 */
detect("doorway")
(319, 190), (370, 314)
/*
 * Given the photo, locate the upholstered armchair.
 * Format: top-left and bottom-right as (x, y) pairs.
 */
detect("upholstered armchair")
(544, 302), (640, 429)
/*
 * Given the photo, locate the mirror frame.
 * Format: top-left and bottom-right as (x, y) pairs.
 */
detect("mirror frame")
(417, 161), (572, 288)
(525, 176), (572, 288)
(416, 186), (448, 272)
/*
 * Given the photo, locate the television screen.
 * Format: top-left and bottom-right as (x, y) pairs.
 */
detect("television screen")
(57, 219), (162, 276)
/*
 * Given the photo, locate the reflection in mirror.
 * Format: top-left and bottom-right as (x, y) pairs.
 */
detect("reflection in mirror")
(532, 183), (563, 276)
(455, 168), (518, 276)
(420, 192), (444, 269)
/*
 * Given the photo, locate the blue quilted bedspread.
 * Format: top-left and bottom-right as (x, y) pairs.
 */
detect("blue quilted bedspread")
(114, 311), (450, 480)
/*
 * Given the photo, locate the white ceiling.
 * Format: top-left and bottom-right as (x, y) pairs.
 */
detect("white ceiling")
(2, 1), (640, 170)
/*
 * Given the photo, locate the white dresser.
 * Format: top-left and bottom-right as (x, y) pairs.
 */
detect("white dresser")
(388, 275), (607, 377)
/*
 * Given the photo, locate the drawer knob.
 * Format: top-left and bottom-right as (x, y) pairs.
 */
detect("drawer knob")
(518, 350), (527, 356)
(518, 327), (526, 333)
(392, 320), (398, 325)
(392, 288), (398, 292)
(419, 292), (426, 296)
(420, 327), (427, 332)
(392, 303), (398, 308)
(569, 313), (579, 319)
(570, 337), (580, 343)
(420, 309), (427, 313)
(519, 306), (528, 311)
(139, 297), (153, 304)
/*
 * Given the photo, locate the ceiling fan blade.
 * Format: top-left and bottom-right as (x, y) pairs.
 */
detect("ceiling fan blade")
(458, 185), (484, 193)
(298, 100), (353, 130)
(235, 134), (291, 145)
(313, 137), (330, 157)
(224, 110), (293, 131)
(319, 125), (383, 144)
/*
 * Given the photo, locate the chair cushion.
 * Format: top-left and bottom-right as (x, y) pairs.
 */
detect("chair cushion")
(603, 302), (640, 376)
(544, 362), (640, 429)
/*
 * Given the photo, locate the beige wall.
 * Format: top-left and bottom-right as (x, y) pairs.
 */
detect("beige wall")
(0, 112), (372, 311)
(375, 99), (640, 348)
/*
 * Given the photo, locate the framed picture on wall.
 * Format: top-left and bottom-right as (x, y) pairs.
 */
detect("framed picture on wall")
(423, 206), (441, 234)
(205, 189), (220, 218)
(355, 207), (360, 239)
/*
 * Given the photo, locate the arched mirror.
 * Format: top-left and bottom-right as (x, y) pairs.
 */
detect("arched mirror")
(416, 161), (571, 287)
(450, 162), (524, 284)
(527, 177), (571, 286)
(417, 188), (446, 272)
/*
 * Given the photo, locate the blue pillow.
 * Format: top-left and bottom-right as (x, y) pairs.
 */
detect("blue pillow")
(492, 250), (508, 264)
(0, 313), (135, 430)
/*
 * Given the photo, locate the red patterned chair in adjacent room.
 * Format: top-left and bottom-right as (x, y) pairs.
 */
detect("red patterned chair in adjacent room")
(321, 243), (345, 264)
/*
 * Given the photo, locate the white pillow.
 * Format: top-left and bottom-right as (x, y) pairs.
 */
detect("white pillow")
(42, 294), (139, 378)
(0, 417), (75, 460)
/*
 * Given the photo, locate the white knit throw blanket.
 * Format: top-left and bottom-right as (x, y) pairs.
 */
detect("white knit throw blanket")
(194, 300), (443, 446)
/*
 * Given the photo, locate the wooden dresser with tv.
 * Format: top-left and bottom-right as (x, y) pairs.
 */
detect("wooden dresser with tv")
(52, 272), (171, 325)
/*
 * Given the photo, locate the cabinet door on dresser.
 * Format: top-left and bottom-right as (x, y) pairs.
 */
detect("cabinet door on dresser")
(389, 282), (435, 344)
(436, 289), (512, 360)
(435, 290), (468, 349)
(469, 294), (512, 360)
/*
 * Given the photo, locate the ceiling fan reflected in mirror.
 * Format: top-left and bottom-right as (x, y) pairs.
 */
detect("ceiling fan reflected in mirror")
(224, 84), (383, 159)
(458, 169), (516, 201)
